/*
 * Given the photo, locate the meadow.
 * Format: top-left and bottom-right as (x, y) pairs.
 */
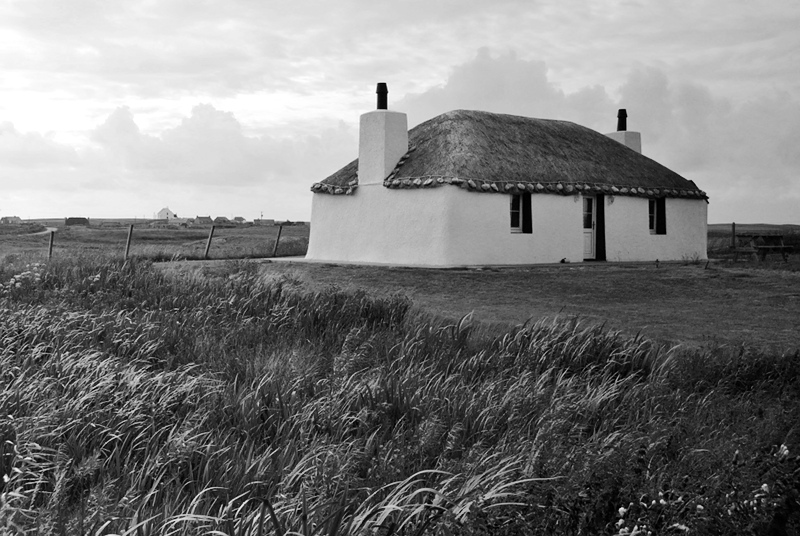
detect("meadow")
(0, 253), (798, 535)
(0, 221), (309, 264)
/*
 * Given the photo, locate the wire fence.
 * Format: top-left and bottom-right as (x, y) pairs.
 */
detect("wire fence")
(6, 223), (310, 263)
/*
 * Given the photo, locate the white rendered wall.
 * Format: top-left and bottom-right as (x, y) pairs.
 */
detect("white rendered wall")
(307, 184), (454, 265)
(605, 131), (642, 153)
(603, 196), (708, 261)
(437, 189), (584, 265)
(306, 187), (585, 266)
(358, 111), (408, 185)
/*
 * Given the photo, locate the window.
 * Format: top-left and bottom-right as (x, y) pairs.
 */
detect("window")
(583, 197), (594, 230)
(649, 198), (666, 235)
(510, 193), (532, 234)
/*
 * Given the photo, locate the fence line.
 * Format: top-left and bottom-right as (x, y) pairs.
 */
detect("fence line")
(41, 224), (292, 262)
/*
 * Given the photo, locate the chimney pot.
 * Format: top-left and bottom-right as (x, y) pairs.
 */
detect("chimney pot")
(376, 83), (388, 110)
(617, 109), (627, 131)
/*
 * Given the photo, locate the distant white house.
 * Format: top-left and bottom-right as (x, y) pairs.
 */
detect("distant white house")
(157, 207), (178, 220)
(156, 207), (188, 224)
(0, 216), (22, 224)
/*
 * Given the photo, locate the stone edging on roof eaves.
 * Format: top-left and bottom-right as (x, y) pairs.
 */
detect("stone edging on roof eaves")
(310, 177), (707, 199)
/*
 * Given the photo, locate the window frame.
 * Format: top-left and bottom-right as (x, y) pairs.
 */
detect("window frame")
(649, 197), (667, 235)
(510, 193), (532, 234)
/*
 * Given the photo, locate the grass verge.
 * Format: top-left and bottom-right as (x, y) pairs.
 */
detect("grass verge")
(0, 255), (798, 535)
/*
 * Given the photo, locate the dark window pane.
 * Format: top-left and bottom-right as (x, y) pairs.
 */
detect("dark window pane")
(510, 195), (520, 229)
(656, 197), (667, 234)
(583, 197), (593, 229)
(522, 193), (532, 233)
(648, 200), (655, 230)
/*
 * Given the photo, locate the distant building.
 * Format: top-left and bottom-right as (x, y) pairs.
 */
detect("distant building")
(233, 216), (247, 224)
(0, 216), (22, 224)
(213, 216), (231, 224)
(194, 216), (213, 225)
(157, 207), (178, 220)
(253, 219), (275, 226)
(65, 217), (90, 226)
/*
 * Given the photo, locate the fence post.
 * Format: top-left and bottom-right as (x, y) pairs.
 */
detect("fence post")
(272, 225), (283, 257)
(48, 231), (54, 260)
(124, 224), (134, 260)
(204, 225), (215, 260)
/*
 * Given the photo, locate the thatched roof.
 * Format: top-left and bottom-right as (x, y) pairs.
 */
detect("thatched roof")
(311, 110), (706, 199)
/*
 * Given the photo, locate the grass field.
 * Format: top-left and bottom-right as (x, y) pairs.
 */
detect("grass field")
(0, 255), (798, 535)
(0, 221), (309, 264)
(0, 222), (798, 534)
(210, 260), (799, 352)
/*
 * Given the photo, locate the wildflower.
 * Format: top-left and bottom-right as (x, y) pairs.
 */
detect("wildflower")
(617, 518), (626, 528)
(761, 483), (769, 493)
(696, 504), (704, 512)
(660, 498), (667, 505)
(619, 506), (628, 517)
(777, 444), (789, 459)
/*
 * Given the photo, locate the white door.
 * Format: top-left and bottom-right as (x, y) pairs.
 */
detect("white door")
(583, 196), (595, 260)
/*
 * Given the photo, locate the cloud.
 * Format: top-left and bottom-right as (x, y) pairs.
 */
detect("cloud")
(0, 122), (79, 168)
(2, 31), (799, 223)
(88, 104), (356, 188)
(397, 48), (616, 129)
(397, 49), (800, 223)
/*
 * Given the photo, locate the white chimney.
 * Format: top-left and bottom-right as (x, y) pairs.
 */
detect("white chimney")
(605, 108), (642, 154)
(358, 83), (408, 185)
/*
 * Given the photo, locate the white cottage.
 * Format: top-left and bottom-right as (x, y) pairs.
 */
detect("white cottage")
(307, 84), (708, 266)
(157, 207), (178, 220)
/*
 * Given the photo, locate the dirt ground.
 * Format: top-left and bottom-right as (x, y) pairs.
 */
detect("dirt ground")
(165, 259), (800, 353)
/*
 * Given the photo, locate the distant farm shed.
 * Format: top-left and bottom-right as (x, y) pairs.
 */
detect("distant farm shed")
(194, 216), (213, 225)
(307, 85), (708, 266)
(0, 216), (22, 224)
(65, 217), (90, 226)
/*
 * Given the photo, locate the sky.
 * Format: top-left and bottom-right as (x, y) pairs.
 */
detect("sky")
(1, 0), (798, 224)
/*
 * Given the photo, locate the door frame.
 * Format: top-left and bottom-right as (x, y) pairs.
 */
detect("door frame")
(583, 196), (596, 260)
(583, 194), (606, 261)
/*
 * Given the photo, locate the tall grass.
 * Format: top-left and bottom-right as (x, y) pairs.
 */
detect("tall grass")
(0, 255), (798, 535)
